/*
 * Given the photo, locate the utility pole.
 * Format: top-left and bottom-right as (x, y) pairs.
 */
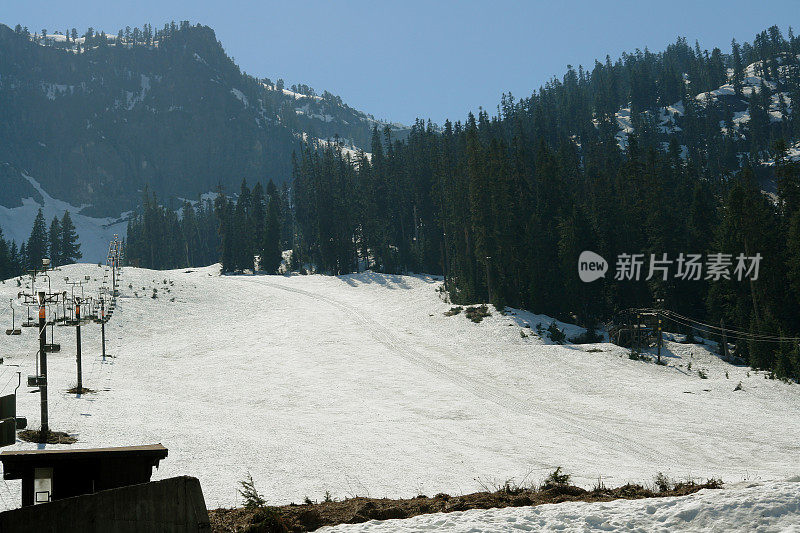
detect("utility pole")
(721, 319), (729, 361)
(635, 312), (641, 355)
(441, 231), (449, 293)
(37, 291), (48, 438)
(655, 298), (664, 364)
(100, 297), (106, 362)
(75, 298), (82, 391)
(656, 314), (662, 363)
(484, 256), (493, 304)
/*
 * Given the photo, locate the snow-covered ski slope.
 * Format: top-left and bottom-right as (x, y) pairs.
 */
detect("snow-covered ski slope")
(0, 264), (798, 525)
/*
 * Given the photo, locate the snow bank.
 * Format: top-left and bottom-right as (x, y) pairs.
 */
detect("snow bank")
(320, 480), (800, 532)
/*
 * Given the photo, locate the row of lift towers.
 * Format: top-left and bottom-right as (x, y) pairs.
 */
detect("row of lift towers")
(1, 236), (124, 445)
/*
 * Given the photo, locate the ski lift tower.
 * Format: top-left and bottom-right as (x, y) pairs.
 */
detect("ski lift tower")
(20, 259), (66, 439)
(65, 277), (90, 325)
(106, 234), (122, 297)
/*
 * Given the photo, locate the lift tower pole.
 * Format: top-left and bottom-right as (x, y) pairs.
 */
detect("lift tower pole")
(38, 291), (49, 437)
(101, 297), (106, 362)
(75, 298), (82, 391)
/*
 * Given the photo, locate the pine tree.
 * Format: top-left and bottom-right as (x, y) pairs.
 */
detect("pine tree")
(48, 216), (62, 266)
(215, 192), (235, 273)
(0, 227), (11, 279)
(262, 180), (282, 273)
(181, 202), (198, 267)
(249, 182), (266, 266)
(9, 241), (21, 276)
(18, 243), (28, 273)
(233, 180), (253, 271)
(60, 211), (82, 264)
(27, 209), (48, 269)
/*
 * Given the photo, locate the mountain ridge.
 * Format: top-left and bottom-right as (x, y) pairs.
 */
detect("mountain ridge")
(0, 21), (407, 217)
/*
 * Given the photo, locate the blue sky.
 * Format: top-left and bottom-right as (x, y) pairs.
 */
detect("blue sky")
(3, 1), (797, 125)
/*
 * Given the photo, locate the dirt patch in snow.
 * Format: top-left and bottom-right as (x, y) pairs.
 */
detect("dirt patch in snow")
(17, 429), (77, 444)
(208, 480), (722, 532)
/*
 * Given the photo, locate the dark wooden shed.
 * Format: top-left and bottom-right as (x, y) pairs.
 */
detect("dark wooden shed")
(0, 443), (168, 506)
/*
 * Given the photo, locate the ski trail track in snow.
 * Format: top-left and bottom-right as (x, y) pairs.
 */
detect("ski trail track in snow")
(241, 277), (668, 467)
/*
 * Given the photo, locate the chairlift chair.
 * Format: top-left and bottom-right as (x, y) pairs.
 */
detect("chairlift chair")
(21, 305), (36, 328)
(5, 300), (21, 335)
(44, 311), (60, 352)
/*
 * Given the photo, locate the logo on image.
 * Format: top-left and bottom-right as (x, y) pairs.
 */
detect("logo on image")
(578, 251), (607, 282)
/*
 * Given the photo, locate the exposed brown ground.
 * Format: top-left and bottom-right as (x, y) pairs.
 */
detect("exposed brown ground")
(209, 479), (722, 532)
(17, 429), (77, 444)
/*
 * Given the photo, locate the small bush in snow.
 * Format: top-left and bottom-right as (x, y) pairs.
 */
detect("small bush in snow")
(547, 322), (566, 344)
(698, 369), (708, 379)
(570, 327), (603, 344)
(499, 479), (524, 495)
(444, 306), (463, 317)
(592, 476), (606, 492)
(465, 305), (490, 323)
(520, 329), (528, 338)
(654, 472), (672, 492)
(542, 467), (571, 489)
(238, 472), (267, 509)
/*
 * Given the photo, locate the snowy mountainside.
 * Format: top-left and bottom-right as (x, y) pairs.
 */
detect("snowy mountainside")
(0, 22), (408, 217)
(0, 171), (127, 263)
(0, 265), (798, 515)
(611, 54), (799, 162)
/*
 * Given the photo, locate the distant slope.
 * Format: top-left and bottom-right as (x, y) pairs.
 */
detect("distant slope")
(612, 52), (799, 164)
(0, 22), (407, 217)
(0, 169), (127, 262)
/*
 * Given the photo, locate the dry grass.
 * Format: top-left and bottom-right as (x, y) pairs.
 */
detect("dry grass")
(209, 478), (722, 532)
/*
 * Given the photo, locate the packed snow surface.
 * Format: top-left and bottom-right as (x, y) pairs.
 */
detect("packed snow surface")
(0, 265), (798, 522)
(320, 480), (800, 532)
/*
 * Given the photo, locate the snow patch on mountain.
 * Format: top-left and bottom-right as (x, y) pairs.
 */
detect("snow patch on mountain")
(125, 74), (151, 110)
(614, 108), (633, 149)
(609, 56), (796, 152)
(0, 174), (128, 263)
(40, 82), (74, 100)
(230, 87), (248, 106)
